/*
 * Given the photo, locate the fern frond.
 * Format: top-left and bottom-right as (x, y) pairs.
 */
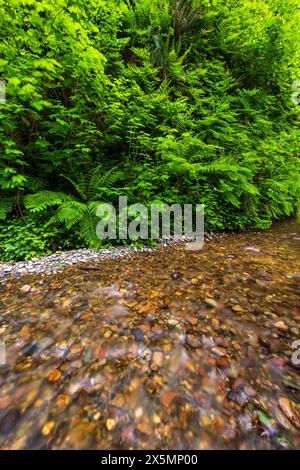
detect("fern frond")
(59, 174), (88, 201)
(79, 212), (102, 249)
(166, 157), (251, 177)
(87, 201), (105, 215)
(24, 191), (71, 213)
(0, 196), (15, 220)
(50, 200), (87, 228)
(88, 165), (124, 199)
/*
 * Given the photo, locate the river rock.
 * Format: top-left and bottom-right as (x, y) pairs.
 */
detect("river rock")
(186, 334), (202, 348)
(278, 397), (300, 429)
(20, 285), (31, 293)
(274, 321), (289, 332)
(205, 298), (219, 308)
(211, 346), (227, 357)
(150, 351), (164, 371)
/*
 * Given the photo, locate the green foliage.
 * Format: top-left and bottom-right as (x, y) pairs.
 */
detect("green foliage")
(0, 214), (82, 261)
(24, 164), (124, 248)
(0, 196), (15, 220)
(0, 0), (299, 259)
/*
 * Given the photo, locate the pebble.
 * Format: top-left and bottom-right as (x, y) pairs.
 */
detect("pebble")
(160, 390), (176, 407)
(42, 421), (55, 436)
(20, 284), (31, 293)
(0, 407), (21, 435)
(134, 407), (143, 419)
(271, 357), (286, 367)
(217, 356), (230, 368)
(211, 346), (227, 357)
(0, 248), (144, 278)
(56, 394), (70, 409)
(48, 369), (62, 382)
(150, 351), (164, 371)
(110, 394), (125, 408)
(204, 298), (219, 308)
(244, 385), (256, 397)
(232, 305), (243, 313)
(106, 418), (116, 431)
(65, 423), (94, 448)
(274, 321), (289, 332)
(0, 234), (216, 279)
(0, 224), (299, 450)
(278, 397), (300, 429)
(132, 329), (144, 341)
(186, 334), (202, 349)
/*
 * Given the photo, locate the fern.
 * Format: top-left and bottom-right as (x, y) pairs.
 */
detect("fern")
(79, 212), (102, 249)
(88, 164), (124, 199)
(23, 165), (124, 248)
(24, 192), (70, 213)
(0, 196), (15, 220)
(60, 175), (89, 201)
(50, 200), (87, 228)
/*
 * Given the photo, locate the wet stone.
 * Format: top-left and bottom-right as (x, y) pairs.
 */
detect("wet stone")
(186, 334), (202, 349)
(132, 329), (144, 342)
(204, 298), (219, 308)
(64, 423), (95, 449)
(20, 285), (32, 294)
(278, 397), (300, 429)
(22, 341), (37, 357)
(211, 346), (227, 357)
(150, 351), (164, 371)
(0, 407), (21, 435)
(274, 321), (289, 332)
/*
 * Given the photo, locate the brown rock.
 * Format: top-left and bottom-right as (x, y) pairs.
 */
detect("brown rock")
(150, 351), (164, 371)
(67, 343), (82, 360)
(56, 394), (70, 409)
(0, 396), (13, 410)
(186, 334), (201, 349)
(19, 325), (30, 337)
(110, 394), (125, 408)
(80, 311), (91, 320)
(217, 356), (230, 368)
(211, 346), (227, 357)
(205, 298), (219, 308)
(160, 390), (176, 407)
(106, 418), (116, 431)
(278, 397), (300, 429)
(232, 305), (244, 313)
(42, 421), (55, 436)
(48, 369), (62, 382)
(65, 423), (95, 449)
(271, 357), (286, 367)
(274, 321), (289, 332)
(275, 407), (297, 432)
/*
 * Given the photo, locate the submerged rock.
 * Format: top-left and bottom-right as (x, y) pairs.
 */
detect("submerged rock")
(150, 351), (164, 371)
(278, 397), (300, 429)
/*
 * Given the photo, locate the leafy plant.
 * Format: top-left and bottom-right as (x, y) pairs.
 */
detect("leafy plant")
(0, 0), (299, 259)
(24, 164), (124, 248)
(0, 215), (74, 261)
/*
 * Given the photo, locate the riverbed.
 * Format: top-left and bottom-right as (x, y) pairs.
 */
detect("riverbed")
(0, 220), (299, 449)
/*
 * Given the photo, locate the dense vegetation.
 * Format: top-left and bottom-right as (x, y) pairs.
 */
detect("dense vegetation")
(0, 0), (299, 260)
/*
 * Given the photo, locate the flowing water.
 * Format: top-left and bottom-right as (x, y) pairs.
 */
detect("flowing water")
(0, 220), (299, 449)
